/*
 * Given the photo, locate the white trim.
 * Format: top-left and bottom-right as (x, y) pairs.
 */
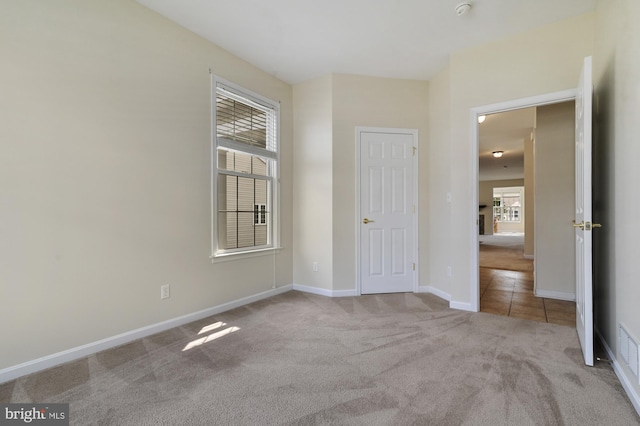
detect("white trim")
(0, 285), (293, 384)
(292, 284), (333, 297)
(412, 131), (419, 294)
(218, 137), (277, 160)
(215, 77), (280, 111)
(470, 109), (480, 313)
(292, 284), (358, 298)
(535, 289), (575, 301)
(210, 247), (282, 263)
(355, 126), (419, 296)
(331, 289), (359, 297)
(597, 329), (640, 416)
(211, 74), (281, 259)
(470, 89), (577, 314)
(450, 300), (475, 312)
(417, 286), (451, 301)
(472, 90), (576, 117)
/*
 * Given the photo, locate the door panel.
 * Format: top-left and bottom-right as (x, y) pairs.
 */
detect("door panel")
(360, 130), (415, 294)
(369, 229), (384, 277)
(575, 56), (594, 366)
(369, 167), (384, 213)
(391, 228), (406, 275)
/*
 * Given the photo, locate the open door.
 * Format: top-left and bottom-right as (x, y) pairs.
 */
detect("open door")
(574, 56), (596, 366)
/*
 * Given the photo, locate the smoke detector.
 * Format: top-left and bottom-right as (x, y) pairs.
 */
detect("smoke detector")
(455, 2), (472, 16)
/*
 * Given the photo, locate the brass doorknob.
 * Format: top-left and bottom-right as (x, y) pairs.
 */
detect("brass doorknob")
(573, 220), (603, 230)
(362, 218), (374, 224)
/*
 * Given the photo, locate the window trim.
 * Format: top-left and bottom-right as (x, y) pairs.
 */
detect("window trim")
(210, 75), (281, 262)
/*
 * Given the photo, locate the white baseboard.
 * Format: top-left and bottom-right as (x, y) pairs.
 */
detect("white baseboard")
(449, 300), (475, 312)
(332, 289), (359, 297)
(418, 285), (474, 312)
(534, 289), (575, 301)
(596, 329), (640, 416)
(292, 283), (358, 297)
(0, 284), (293, 384)
(417, 285), (451, 301)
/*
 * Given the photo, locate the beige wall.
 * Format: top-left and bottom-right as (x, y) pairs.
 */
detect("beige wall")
(593, 0), (640, 399)
(292, 76), (333, 289)
(331, 74), (429, 291)
(0, 0), (293, 370)
(292, 74), (428, 293)
(478, 179), (525, 235)
(427, 13), (595, 305)
(427, 67), (452, 293)
(534, 102), (576, 299)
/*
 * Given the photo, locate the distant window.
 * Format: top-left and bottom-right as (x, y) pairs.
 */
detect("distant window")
(212, 77), (279, 257)
(254, 204), (267, 225)
(493, 192), (522, 222)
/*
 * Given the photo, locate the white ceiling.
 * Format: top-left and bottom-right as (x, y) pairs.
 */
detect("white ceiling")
(135, 1), (585, 182)
(136, 0), (596, 84)
(478, 108), (535, 182)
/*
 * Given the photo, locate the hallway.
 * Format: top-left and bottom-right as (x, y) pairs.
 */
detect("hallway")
(480, 267), (575, 326)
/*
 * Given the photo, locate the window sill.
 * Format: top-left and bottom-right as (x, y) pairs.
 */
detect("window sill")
(210, 247), (282, 263)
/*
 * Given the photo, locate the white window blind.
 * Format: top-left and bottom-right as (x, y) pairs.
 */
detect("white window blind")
(216, 85), (277, 159)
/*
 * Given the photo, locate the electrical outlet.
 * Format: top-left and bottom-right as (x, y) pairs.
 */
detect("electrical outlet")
(312, 262), (318, 272)
(160, 284), (170, 300)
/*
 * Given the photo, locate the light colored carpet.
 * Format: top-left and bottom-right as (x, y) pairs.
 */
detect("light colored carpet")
(479, 233), (533, 272)
(479, 233), (525, 248)
(2, 291), (638, 425)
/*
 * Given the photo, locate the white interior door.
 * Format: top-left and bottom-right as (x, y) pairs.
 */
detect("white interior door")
(575, 56), (594, 366)
(359, 129), (416, 294)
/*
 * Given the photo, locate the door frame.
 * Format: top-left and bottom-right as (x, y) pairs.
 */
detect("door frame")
(469, 90), (576, 312)
(355, 126), (419, 295)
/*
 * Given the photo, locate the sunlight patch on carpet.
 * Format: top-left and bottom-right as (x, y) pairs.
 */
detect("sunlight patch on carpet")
(183, 324), (240, 351)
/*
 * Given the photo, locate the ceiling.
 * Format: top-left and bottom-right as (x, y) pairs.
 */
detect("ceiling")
(478, 108), (535, 182)
(135, 1), (585, 182)
(136, 0), (596, 84)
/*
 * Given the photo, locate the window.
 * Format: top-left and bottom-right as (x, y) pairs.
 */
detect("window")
(212, 77), (279, 258)
(254, 204), (267, 225)
(493, 191), (522, 222)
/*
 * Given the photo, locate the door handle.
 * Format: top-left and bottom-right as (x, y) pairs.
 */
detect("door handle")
(573, 220), (603, 230)
(362, 218), (374, 224)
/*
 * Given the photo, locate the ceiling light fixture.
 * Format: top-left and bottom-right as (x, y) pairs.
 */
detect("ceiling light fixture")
(478, 115), (486, 124)
(455, 2), (472, 16)
(492, 151), (504, 158)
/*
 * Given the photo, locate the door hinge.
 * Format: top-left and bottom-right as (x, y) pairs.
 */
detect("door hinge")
(412, 146), (416, 156)
(412, 262), (416, 271)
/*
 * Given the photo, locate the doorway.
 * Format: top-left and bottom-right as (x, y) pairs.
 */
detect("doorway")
(480, 186), (530, 271)
(473, 94), (577, 325)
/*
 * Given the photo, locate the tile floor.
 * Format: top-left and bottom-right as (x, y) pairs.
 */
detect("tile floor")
(479, 267), (576, 327)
